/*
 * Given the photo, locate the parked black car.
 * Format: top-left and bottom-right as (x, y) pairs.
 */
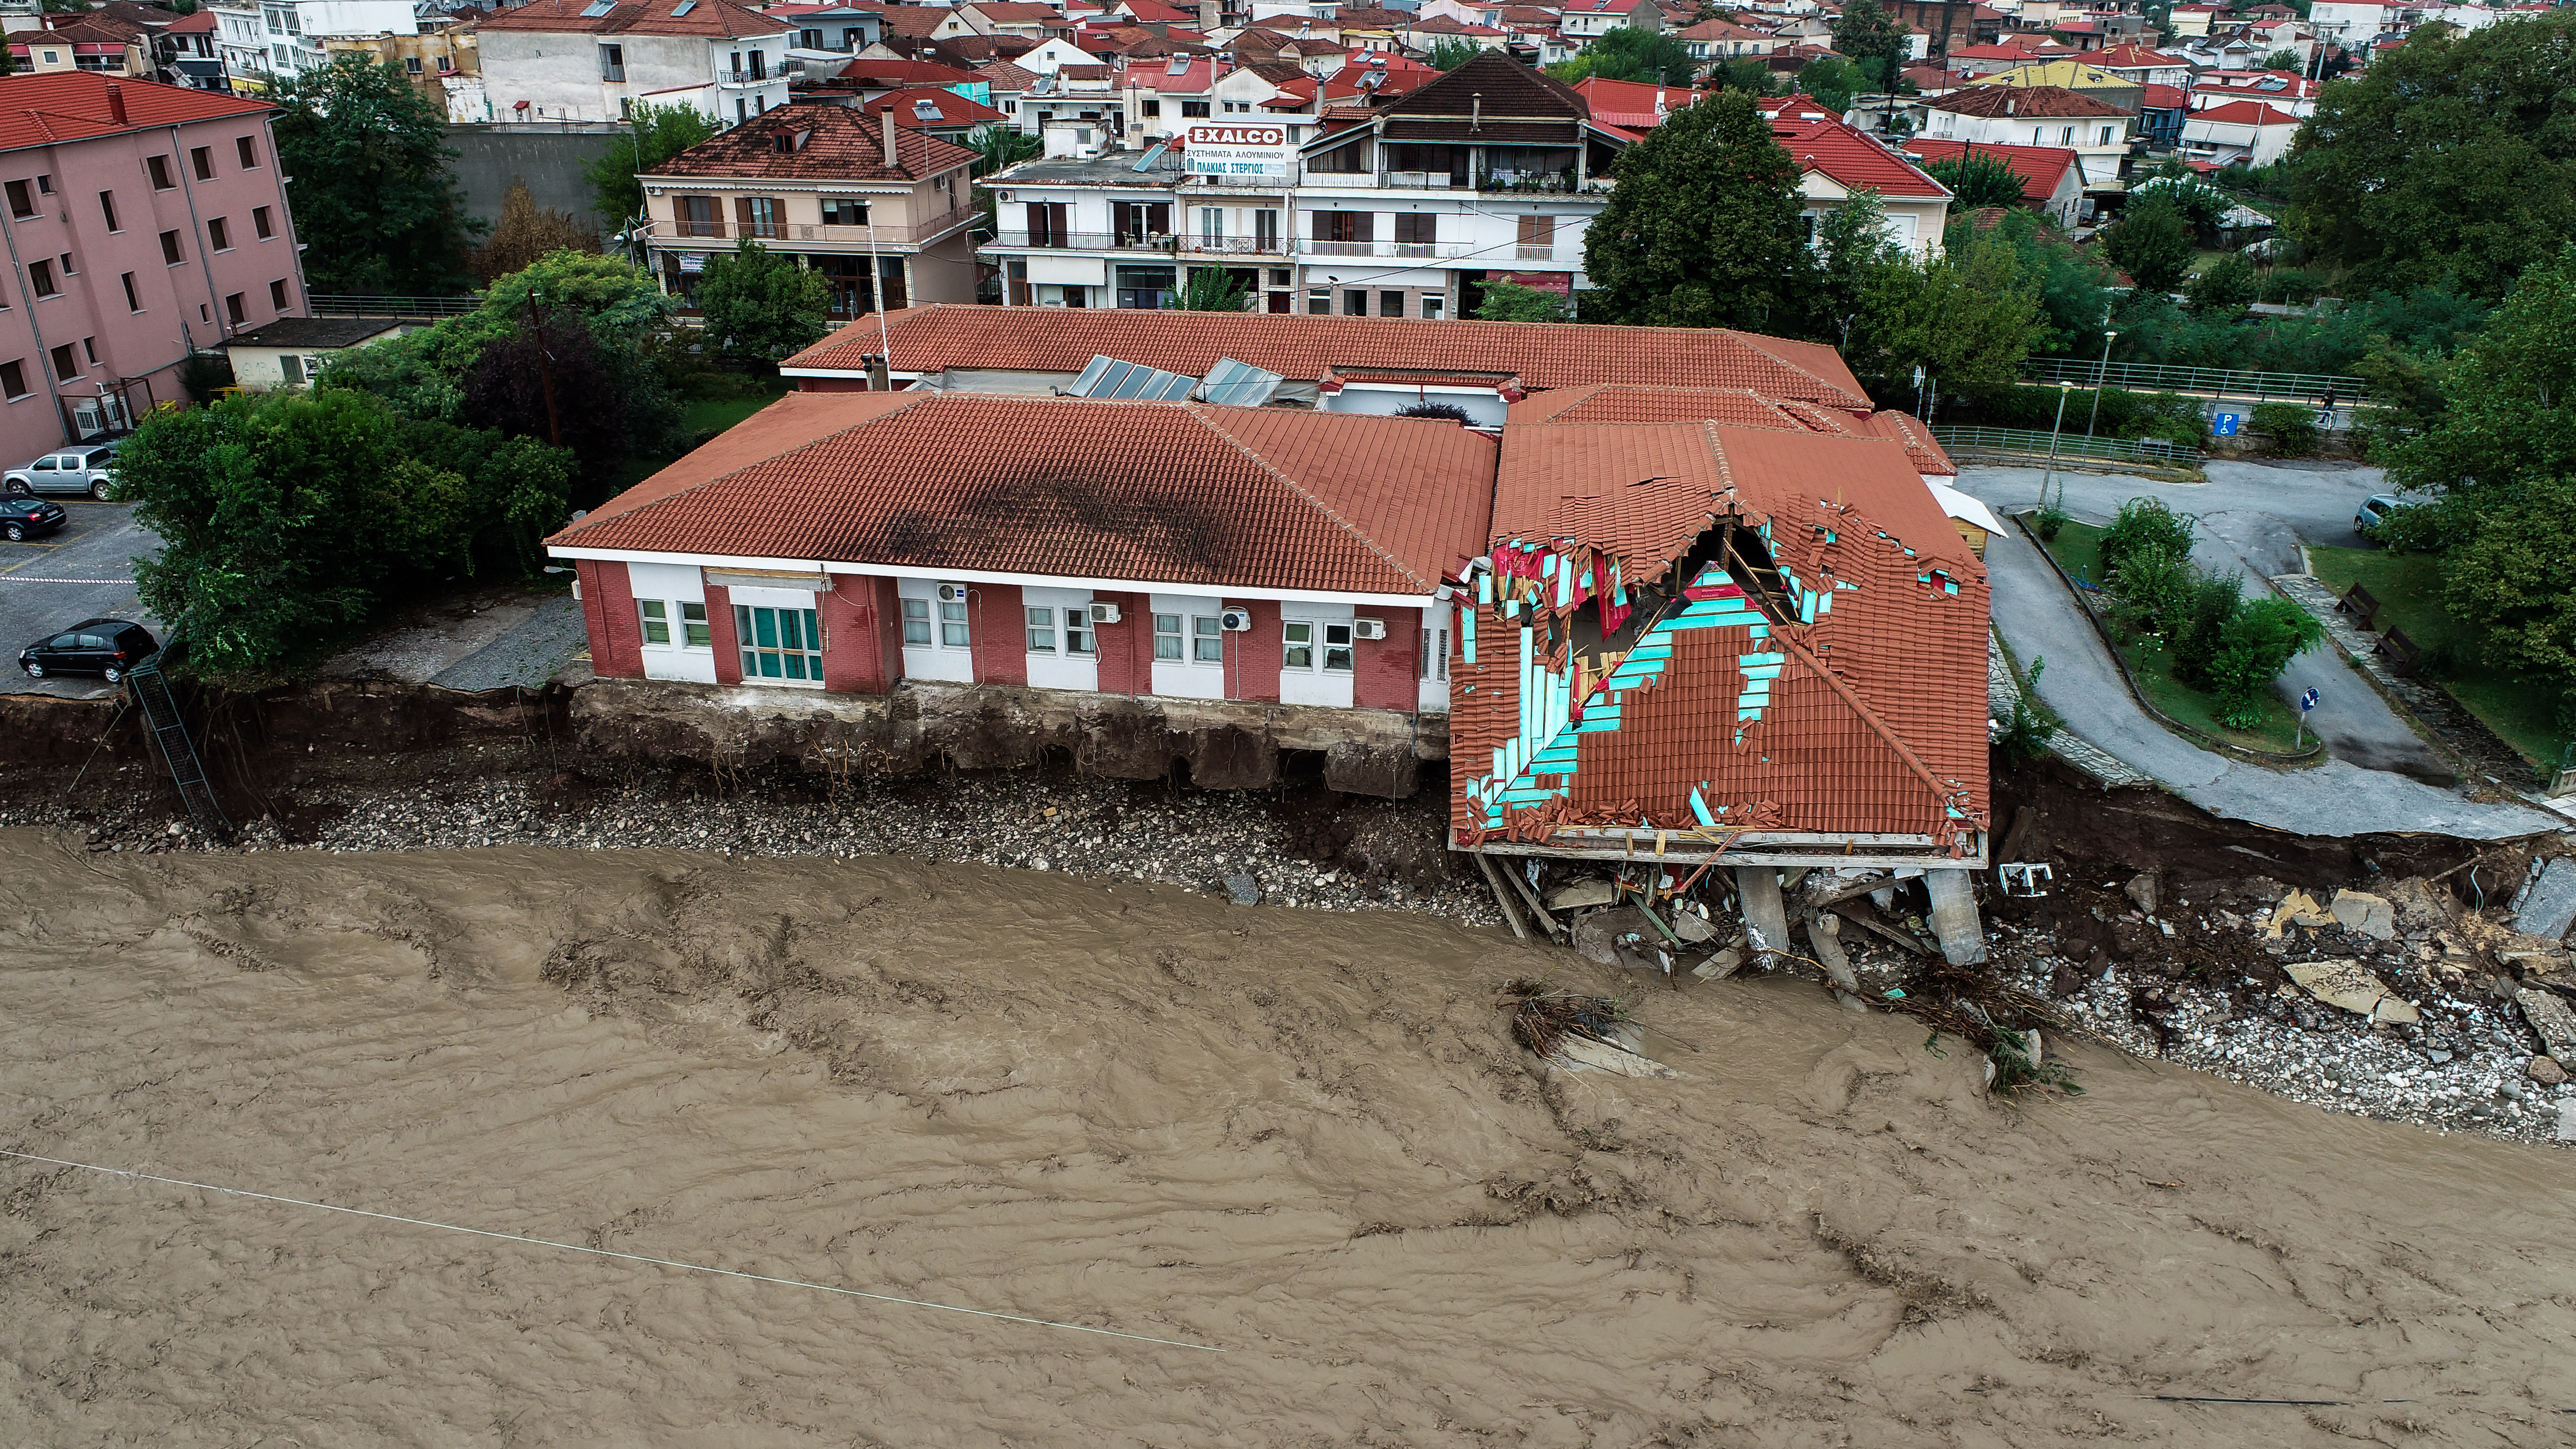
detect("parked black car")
(19, 618), (156, 682)
(1, 494), (66, 542)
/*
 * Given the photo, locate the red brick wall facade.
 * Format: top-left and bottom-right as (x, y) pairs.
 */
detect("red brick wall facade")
(583, 560), (644, 679)
(705, 583), (741, 686)
(970, 582), (1026, 686)
(1228, 599), (1282, 703)
(798, 377), (870, 393)
(1091, 590), (1150, 696)
(819, 579), (879, 694)
(1353, 606), (1419, 710)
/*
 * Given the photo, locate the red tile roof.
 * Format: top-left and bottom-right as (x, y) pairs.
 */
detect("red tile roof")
(1926, 83), (2127, 118)
(2088, 42), (2189, 67)
(818, 56), (987, 89)
(165, 8), (219, 32)
(473, 0), (791, 38)
(0, 72), (268, 151)
(645, 101), (973, 180)
(976, 59), (1040, 90)
(1773, 112), (1949, 199)
(966, 2), (1063, 20)
(2140, 82), (2190, 108)
(548, 393), (1499, 599)
(1901, 137), (2080, 203)
(2190, 98), (2302, 126)
(783, 306), (1876, 409)
(859, 86), (1004, 126)
(1455, 420), (1989, 847)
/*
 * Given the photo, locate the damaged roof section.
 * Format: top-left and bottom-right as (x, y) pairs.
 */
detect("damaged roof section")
(1507, 384), (1958, 476)
(1451, 419), (1990, 862)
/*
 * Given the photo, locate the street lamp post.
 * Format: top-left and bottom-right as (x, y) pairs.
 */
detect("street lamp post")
(2084, 329), (2118, 438)
(2039, 380), (2073, 508)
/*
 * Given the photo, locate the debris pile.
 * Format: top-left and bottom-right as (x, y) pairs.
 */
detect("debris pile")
(1497, 980), (1677, 1078)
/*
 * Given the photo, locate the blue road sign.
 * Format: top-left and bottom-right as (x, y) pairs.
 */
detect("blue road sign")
(2300, 687), (2319, 711)
(2213, 412), (2242, 437)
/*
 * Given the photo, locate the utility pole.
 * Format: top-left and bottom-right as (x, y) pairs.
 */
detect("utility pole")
(2083, 329), (2119, 437)
(2039, 380), (2072, 507)
(524, 285), (563, 448)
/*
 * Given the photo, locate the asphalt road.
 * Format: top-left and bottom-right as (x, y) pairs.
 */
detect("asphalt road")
(0, 500), (162, 700)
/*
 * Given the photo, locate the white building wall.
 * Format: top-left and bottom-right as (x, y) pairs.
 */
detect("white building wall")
(477, 28), (790, 124)
(1148, 591), (1228, 700)
(628, 561), (719, 683)
(1020, 583), (1099, 692)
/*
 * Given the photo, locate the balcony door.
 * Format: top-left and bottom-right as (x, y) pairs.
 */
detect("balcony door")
(1112, 201), (1170, 246)
(676, 194), (719, 238)
(1025, 200), (1068, 246)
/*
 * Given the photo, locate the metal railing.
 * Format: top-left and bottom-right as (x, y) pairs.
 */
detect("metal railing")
(308, 293), (481, 317)
(2022, 356), (2371, 403)
(1178, 234), (1288, 256)
(985, 229), (1177, 251)
(1933, 425), (2202, 465)
(638, 210), (976, 247)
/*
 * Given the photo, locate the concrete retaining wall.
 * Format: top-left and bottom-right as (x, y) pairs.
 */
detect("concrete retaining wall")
(446, 122), (627, 228)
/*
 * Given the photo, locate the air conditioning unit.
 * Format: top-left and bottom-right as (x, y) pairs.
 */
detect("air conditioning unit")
(1220, 607), (1253, 632)
(937, 583), (969, 603)
(1351, 617), (1386, 640)
(1087, 601), (1122, 624)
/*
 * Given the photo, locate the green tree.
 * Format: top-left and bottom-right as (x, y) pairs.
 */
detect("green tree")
(117, 390), (575, 675)
(2185, 251), (2258, 314)
(2101, 194), (2195, 292)
(2208, 596), (2324, 729)
(2259, 47), (2301, 70)
(1982, 208), (2113, 354)
(1562, 26), (1699, 85)
(963, 120), (1040, 178)
(1583, 89), (1806, 329)
(1796, 55), (1869, 112)
(2387, 244), (2576, 498)
(1425, 37), (1484, 70)
(1829, 0), (1909, 89)
(1810, 189), (1901, 347)
(1921, 150), (2026, 209)
(585, 101), (717, 226)
(2289, 10), (2576, 298)
(1714, 57), (1776, 94)
(1475, 280), (1570, 322)
(1851, 230), (2050, 384)
(694, 240), (831, 366)
(2445, 473), (2576, 725)
(1167, 267), (1248, 311)
(272, 54), (475, 295)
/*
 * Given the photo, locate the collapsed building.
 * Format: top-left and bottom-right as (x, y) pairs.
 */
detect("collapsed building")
(548, 308), (1994, 952)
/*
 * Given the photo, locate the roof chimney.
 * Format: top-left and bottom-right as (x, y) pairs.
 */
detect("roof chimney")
(105, 80), (127, 125)
(882, 105), (900, 168)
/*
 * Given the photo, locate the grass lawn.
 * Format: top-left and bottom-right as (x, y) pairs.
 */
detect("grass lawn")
(2309, 544), (2566, 770)
(2037, 520), (2308, 754)
(683, 378), (790, 438)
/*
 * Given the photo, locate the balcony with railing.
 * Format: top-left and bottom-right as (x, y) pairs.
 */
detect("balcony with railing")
(1178, 234), (1289, 256)
(1300, 238), (1487, 260)
(643, 208), (977, 248)
(985, 230), (1180, 252)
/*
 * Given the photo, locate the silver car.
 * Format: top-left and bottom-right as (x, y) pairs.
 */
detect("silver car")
(3, 446), (116, 500)
(2354, 493), (2402, 535)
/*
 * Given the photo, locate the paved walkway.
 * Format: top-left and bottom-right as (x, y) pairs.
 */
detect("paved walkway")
(1980, 522), (2557, 840)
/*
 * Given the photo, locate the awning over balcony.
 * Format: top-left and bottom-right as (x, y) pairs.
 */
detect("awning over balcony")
(1025, 254), (1107, 286)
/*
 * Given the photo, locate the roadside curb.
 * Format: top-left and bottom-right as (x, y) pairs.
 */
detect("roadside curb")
(2009, 510), (2324, 769)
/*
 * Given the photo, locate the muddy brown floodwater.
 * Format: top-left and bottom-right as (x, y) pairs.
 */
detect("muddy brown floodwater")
(3, 828), (2574, 1446)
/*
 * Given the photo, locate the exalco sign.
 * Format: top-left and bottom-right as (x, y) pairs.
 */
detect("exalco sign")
(1183, 123), (1292, 178)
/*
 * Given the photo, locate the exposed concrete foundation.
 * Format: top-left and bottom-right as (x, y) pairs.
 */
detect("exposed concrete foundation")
(569, 678), (1447, 798)
(1924, 867), (1987, 964)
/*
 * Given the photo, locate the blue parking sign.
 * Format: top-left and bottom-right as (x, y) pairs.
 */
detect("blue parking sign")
(2213, 412), (2241, 437)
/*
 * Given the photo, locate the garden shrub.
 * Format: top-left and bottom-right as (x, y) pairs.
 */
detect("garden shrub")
(2208, 596), (2325, 729)
(2252, 401), (2321, 458)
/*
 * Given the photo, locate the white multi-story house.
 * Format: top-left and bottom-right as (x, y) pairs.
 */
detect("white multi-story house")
(472, 0), (792, 127)
(209, 0), (419, 92)
(983, 52), (1623, 320)
(1557, 0), (1663, 39)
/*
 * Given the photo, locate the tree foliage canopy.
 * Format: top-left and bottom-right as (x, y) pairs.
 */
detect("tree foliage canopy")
(695, 241), (831, 365)
(2101, 194), (2195, 292)
(2288, 10), (2576, 298)
(1548, 26), (1698, 84)
(119, 390), (575, 675)
(1851, 229), (2050, 385)
(1475, 280), (1570, 322)
(1795, 56), (1869, 112)
(272, 54), (475, 294)
(1425, 37), (1485, 70)
(1829, 0), (1909, 89)
(584, 101), (717, 225)
(1921, 150), (2028, 209)
(1167, 266), (1249, 312)
(1582, 89), (1806, 330)
(2387, 244), (2576, 499)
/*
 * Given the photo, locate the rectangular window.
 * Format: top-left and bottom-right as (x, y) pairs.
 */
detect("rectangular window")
(0, 359), (24, 399)
(406, 54), (422, 74)
(49, 342), (78, 380)
(821, 197), (869, 225)
(1516, 212), (1555, 258)
(735, 604), (822, 681)
(1064, 607), (1092, 656)
(1422, 293), (1445, 320)
(639, 599), (671, 645)
(81, 336), (95, 366)
(253, 205), (274, 240)
(159, 229), (183, 264)
(146, 155), (173, 190)
(2, 180), (30, 218)
(1322, 622), (1353, 672)
(1025, 605), (1056, 653)
(1255, 209), (1279, 249)
(1283, 619), (1313, 669)
(902, 597), (932, 645)
(97, 190), (117, 231)
(1380, 289), (1404, 318)
(1307, 287), (1330, 315)
(1394, 212), (1436, 245)
(120, 272), (138, 311)
(939, 595), (967, 647)
(209, 216), (230, 250)
(1180, 99), (1210, 117)
(26, 260), (54, 297)
(281, 354), (303, 384)
(680, 602), (710, 648)
(1153, 612), (1183, 660)
(1142, 98), (1160, 117)
(1420, 628), (1449, 679)
(56, 252), (71, 276)
(1344, 289), (1366, 315)
(1193, 615), (1223, 663)
(599, 42), (623, 81)
(191, 146), (214, 181)
(225, 292), (245, 324)
(270, 278), (288, 309)
(735, 196), (782, 240)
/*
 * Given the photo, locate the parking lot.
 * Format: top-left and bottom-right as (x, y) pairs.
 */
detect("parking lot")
(0, 499), (162, 699)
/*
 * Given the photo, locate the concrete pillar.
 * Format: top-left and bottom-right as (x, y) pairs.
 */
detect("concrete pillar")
(1736, 865), (1790, 964)
(1924, 868), (1986, 965)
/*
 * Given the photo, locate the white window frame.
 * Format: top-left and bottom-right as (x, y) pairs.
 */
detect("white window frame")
(1022, 584), (1096, 692)
(629, 561), (717, 682)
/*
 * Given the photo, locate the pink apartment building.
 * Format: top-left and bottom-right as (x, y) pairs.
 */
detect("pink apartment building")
(0, 72), (306, 460)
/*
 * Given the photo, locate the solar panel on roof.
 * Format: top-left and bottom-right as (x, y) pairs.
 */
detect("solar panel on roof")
(581, 0), (615, 14)
(1130, 139), (1168, 172)
(1063, 354), (1200, 401)
(1196, 356), (1283, 408)
(671, 0), (695, 13)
